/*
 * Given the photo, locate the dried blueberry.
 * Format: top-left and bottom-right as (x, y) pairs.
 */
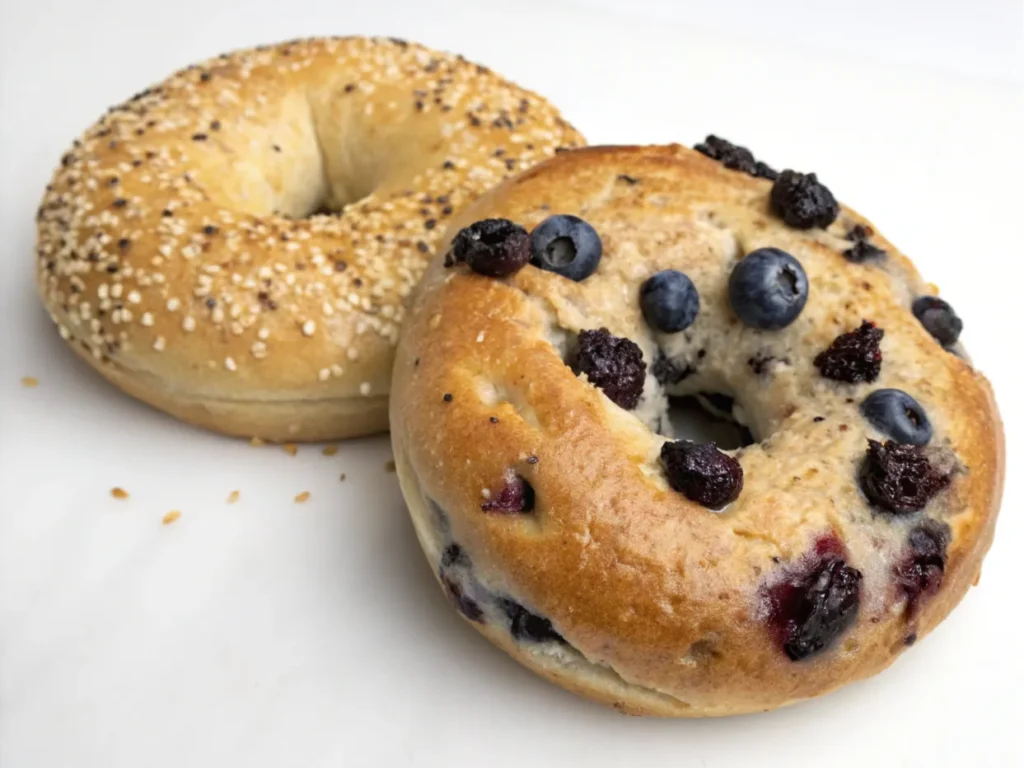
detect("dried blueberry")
(574, 328), (646, 410)
(728, 247), (809, 330)
(843, 225), (887, 263)
(813, 321), (884, 383)
(770, 170), (840, 229)
(860, 389), (932, 445)
(481, 472), (535, 514)
(860, 440), (951, 514)
(660, 440), (743, 509)
(498, 598), (565, 644)
(694, 135), (778, 180)
(912, 296), (963, 348)
(441, 542), (468, 567)
(530, 214), (603, 281)
(894, 522), (949, 616)
(652, 352), (694, 385)
(767, 556), (863, 661)
(446, 218), (530, 277)
(640, 270), (701, 333)
(844, 240), (886, 263)
(440, 573), (484, 622)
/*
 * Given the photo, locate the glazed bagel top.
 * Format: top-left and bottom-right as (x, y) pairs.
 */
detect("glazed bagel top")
(390, 144), (1003, 714)
(35, 36), (583, 434)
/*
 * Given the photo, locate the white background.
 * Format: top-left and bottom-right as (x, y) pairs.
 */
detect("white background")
(1, 1), (1022, 766)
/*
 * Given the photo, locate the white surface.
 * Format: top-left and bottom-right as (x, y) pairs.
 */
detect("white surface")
(1, 1), (1022, 766)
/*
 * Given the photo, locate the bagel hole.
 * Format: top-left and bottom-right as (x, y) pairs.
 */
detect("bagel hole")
(663, 394), (755, 450)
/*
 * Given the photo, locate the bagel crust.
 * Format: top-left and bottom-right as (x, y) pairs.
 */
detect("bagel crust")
(389, 145), (1004, 716)
(36, 37), (583, 441)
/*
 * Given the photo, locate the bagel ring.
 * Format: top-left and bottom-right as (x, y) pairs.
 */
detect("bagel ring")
(35, 36), (584, 441)
(390, 143), (1003, 716)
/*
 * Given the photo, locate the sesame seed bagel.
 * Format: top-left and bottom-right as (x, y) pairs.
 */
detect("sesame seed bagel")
(35, 36), (584, 441)
(389, 144), (1004, 716)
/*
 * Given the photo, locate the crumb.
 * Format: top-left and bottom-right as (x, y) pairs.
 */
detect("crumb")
(162, 510), (181, 525)
(20, 376), (39, 388)
(227, 490), (240, 503)
(339, 473), (347, 482)
(283, 443), (298, 456)
(385, 459), (396, 473)
(294, 491), (310, 503)
(111, 487), (129, 500)
(322, 445), (339, 456)
(249, 436), (265, 447)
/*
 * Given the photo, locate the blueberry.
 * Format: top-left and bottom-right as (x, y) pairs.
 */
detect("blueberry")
(574, 328), (646, 410)
(446, 218), (530, 277)
(728, 248), (809, 330)
(529, 214), (602, 281)
(660, 440), (744, 509)
(860, 440), (950, 514)
(766, 556), (862, 661)
(860, 389), (932, 445)
(912, 296), (963, 348)
(497, 598), (565, 644)
(640, 270), (700, 333)
(894, 521), (949, 616)
(770, 170), (840, 229)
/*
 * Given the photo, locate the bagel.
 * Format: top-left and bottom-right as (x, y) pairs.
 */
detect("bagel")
(35, 36), (584, 441)
(389, 143), (1004, 716)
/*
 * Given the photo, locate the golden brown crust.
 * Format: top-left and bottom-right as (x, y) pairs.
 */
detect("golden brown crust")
(36, 36), (584, 442)
(389, 144), (1004, 715)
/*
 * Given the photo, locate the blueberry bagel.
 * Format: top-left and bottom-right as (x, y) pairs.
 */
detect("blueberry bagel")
(36, 37), (583, 441)
(389, 143), (1004, 716)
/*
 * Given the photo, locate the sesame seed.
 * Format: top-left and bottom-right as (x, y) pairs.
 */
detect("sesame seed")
(318, 367), (330, 381)
(140, 312), (154, 326)
(294, 491), (310, 503)
(182, 316), (196, 332)
(166, 297), (181, 311)
(162, 510), (181, 525)
(111, 487), (129, 499)
(322, 445), (339, 456)
(153, 336), (166, 351)
(283, 443), (298, 456)
(301, 320), (316, 336)
(224, 356), (237, 371)
(20, 376), (39, 388)
(359, 382), (372, 396)
(251, 341), (268, 359)
(227, 490), (240, 503)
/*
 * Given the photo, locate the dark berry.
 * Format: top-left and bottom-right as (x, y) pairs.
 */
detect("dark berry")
(894, 522), (949, 616)
(860, 440), (951, 514)
(912, 296), (963, 348)
(766, 556), (863, 661)
(660, 440), (743, 509)
(843, 225), (887, 263)
(652, 352), (694, 385)
(843, 240), (887, 263)
(445, 218), (530, 277)
(860, 389), (932, 445)
(640, 270), (701, 333)
(770, 170), (840, 229)
(728, 247), (809, 330)
(575, 328), (646, 410)
(498, 598), (565, 644)
(694, 135), (778, 180)
(441, 542), (468, 567)
(813, 321), (884, 383)
(481, 472), (535, 513)
(529, 214), (603, 281)
(440, 574), (483, 622)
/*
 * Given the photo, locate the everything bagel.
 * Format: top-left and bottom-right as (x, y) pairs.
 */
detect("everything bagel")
(390, 143), (1003, 716)
(36, 36), (584, 441)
